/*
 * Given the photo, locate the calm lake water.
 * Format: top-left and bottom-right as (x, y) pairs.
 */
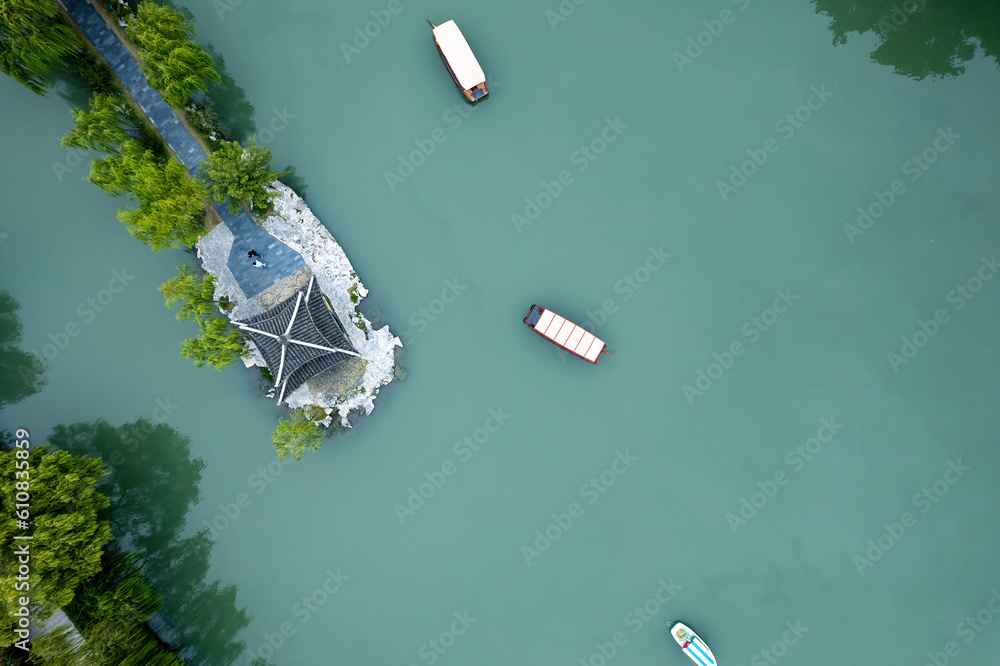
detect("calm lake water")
(2, 1), (1000, 664)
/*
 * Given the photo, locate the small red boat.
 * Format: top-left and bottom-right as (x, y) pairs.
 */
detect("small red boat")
(523, 304), (608, 364)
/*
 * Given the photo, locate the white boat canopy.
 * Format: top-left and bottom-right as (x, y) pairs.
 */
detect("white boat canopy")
(433, 20), (486, 90)
(534, 309), (605, 362)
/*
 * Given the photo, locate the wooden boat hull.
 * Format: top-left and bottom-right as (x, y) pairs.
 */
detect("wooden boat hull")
(435, 43), (488, 102)
(430, 20), (488, 103)
(669, 621), (717, 666)
(523, 304), (607, 364)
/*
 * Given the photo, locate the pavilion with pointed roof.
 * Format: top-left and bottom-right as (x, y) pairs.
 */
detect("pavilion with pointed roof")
(236, 275), (360, 404)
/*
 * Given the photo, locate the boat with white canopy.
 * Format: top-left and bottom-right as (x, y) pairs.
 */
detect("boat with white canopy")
(428, 19), (488, 102)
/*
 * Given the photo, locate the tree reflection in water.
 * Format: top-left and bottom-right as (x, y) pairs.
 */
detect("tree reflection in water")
(0, 290), (46, 408)
(813, 0), (999, 79)
(52, 420), (251, 665)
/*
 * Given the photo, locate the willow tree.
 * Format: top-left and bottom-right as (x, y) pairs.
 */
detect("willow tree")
(159, 265), (219, 323)
(89, 141), (206, 250)
(272, 409), (325, 462)
(0, 445), (111, 646)
(198, 137), (287, 214)
(61, 92), (139, 155)
(180, 316), (247, 370)
(0, 0), (82, 95)
(125, 0), (219, 107)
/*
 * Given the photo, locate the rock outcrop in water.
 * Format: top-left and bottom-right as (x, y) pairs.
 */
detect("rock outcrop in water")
(197, 182), (401, 427)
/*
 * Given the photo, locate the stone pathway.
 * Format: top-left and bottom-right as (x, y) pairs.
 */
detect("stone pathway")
(60, 0), (305, 299)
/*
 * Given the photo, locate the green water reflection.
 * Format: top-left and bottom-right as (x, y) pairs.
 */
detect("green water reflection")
(813, 0), (1000, 79)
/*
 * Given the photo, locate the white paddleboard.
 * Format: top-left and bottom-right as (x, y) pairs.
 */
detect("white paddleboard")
(670, 621), (717, 666)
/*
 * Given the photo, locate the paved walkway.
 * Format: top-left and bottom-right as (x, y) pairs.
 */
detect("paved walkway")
(60, 0), (305, 299)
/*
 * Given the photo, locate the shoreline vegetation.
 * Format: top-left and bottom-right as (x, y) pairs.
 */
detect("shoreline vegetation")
(4, 0), (399, 457)
(2, 0), (398, 662)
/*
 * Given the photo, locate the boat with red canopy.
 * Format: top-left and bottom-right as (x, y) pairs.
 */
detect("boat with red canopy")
(523, 304), (608, 364)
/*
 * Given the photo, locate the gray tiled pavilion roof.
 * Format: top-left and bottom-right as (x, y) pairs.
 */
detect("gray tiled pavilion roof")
(237, 277), (359, 403)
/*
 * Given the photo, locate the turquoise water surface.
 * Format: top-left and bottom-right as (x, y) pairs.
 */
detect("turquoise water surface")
(2, 1), (1000, 664)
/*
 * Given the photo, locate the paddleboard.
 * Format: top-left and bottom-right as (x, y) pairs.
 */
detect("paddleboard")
(669, 621), (717, 666)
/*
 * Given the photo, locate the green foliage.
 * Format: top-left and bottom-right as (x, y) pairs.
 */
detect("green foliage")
(64, 552), (184, 665)
(0, 0), (82, 95)
(184, 101), (225, 148)
(272, 409), (325, 462)
(180, 316), (247, 370)
(0, 291), (45, 408)
(0, 446), (111, 646)
(61, 92), (138, 155)
(198, 137), (287, 214)
(159, 265), (218, 323)
(24, 624), (88, 664)
(125, 1), (219, 107)
(51, 420), (250, 664)
(89, 141), (206, 250)
(159, 265), (246, 371)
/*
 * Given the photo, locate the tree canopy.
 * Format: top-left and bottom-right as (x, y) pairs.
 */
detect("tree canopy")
(51, 420), (251, 664)
(198, 137), (286, 214)
(272, 409), (325, 462)
(64, 552), (183, 666)
(125, 1), (219, 107)
(0, 445), (112, 646)
(159, 265), (219, 323)
(179, 316), (247, 370)
(0, 0), (82, 95)
(61, 92), (139, 155)
(159, 265), (247, 370)
(89, 141), (206, 250)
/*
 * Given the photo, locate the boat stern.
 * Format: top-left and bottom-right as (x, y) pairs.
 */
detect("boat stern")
(523, 304), (543, 328)
(465, 82), (488, 102)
